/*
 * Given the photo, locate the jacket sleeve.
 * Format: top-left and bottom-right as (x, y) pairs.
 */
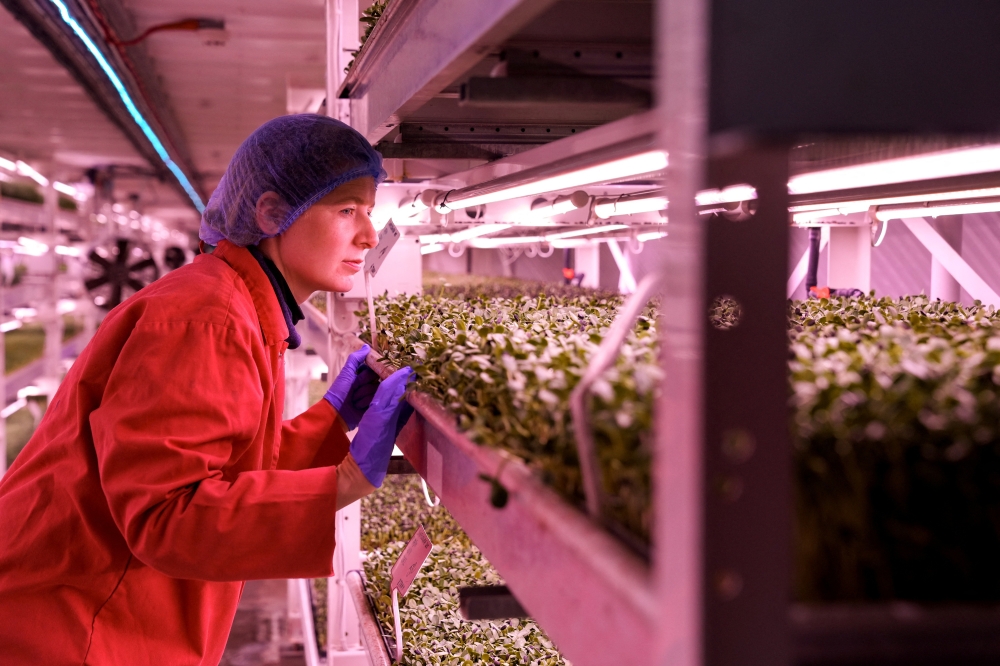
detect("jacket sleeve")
(278, 399), (352, 471)
(90, 318), (339, 582)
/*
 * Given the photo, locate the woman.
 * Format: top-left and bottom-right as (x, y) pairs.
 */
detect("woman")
(0, 114), (412, 664)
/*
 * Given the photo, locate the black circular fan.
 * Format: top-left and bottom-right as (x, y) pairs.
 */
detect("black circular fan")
(85, 238), (160, 310)
(163, 246), (187, 270)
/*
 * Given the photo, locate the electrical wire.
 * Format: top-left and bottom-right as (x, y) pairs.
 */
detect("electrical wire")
(58, 0), (204, 210)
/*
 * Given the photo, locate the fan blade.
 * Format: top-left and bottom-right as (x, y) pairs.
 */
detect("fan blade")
(127, 278), (147, 293)
(85, 275), (109, 290)
(115, 239), (130, 267)
(108, 282), (123, 309)
(88, 250), (111, 269)
(128, 258), (156, 273)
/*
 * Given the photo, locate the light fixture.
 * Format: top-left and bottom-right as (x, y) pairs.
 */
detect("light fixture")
(16, 161), (48, 187)
(636, 230), (668, 242)
(788, 144), (1000, 195)
(55, 245), (82, 257)
(397, 190), (441, 219)
(0, 157), (14, 172)
(17, 237), (49, 256)
(522, 191), (590, 223)
(45, 0), (205, 212)
(434, 150), (668, 212)
(448, 224), (512, 243)
(695, 184), (757, 206)
(420, 243), (445, 255)
(594, 190), (666, 219)
(53, 182), (77, 197)
(470, 236), (547, 249)
(546, 224), (629, 241)
(419, 224), (513, 246)
(0, 320), (22, 333)
(874, 198), (1000, 222)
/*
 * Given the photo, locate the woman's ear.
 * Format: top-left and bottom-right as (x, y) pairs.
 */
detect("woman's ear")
(255, 191), (284, 236)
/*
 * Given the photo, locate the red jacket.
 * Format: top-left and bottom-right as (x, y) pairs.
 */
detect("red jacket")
(0, 240), (349, 665)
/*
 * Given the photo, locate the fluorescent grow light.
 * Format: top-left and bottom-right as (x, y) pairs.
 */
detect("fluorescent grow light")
(546, 225), (629, 241)
(436, 150), (668, 212)
(45, 0), (205, 212)
(875, 199), (1000, 221)
(594, 191), (666, 219)
(16, 161), (48, 187)
(421, 243), (445, 255)
(788, 144), (1000, 195)
(0, 157), (15, 172)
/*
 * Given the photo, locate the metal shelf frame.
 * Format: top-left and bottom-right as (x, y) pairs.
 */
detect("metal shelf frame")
(334, 1), (1000, 664)
(337, 0), (561, 144)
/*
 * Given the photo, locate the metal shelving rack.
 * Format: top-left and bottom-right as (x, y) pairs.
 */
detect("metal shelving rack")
(327, 0), (1000, 664)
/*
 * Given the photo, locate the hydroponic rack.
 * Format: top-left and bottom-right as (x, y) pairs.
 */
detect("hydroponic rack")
(327, 0), (1000, 664)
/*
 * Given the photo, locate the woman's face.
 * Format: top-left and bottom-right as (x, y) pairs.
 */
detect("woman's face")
(259, 176), (378, 302)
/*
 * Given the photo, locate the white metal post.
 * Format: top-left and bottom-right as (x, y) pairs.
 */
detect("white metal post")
(0, 271), (6, 476)
(42, 182), (63, 400)
(575, 244), (601, 289)
(656, 0), (708, 663)
(827, 226), (871, 293)
(930, 215), (963, 302)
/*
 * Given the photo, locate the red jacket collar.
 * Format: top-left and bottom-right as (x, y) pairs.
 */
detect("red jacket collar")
(212, 240), (289, 346)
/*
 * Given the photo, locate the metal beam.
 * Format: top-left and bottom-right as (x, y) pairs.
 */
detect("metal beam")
(337, 0), (561, 143)
(901, 217), (1000, 306)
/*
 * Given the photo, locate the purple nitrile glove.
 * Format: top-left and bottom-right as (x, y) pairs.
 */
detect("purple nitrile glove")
(324, 345), (380, 430)
(350, 366), (415, 488)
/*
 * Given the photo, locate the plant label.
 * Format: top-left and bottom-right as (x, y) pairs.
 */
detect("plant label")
(365, 220), (399, 278)
(390, 524), (433, 598)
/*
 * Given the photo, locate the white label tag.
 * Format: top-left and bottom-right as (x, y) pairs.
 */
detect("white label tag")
(389, 524), (433, 598)
(365, 220), (400, 278)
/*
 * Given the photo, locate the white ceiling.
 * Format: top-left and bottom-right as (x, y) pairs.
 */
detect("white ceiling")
(0, 0), (331, 230)
(0, 8), (146, 177)
(125, 0), (327, 192)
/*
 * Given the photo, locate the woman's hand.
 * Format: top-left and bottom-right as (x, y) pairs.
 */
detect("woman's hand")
(324, 344), (380, 430)
(348, 366), (415, 488)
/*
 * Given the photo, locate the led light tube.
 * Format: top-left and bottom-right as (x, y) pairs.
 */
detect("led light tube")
(0, 157), (15, 172)
(45, 0), (205, 211)
(436, 150), (667, 212)
(53, 182), (77, 197)
(594, 191), (666, 219)
(788, 144), (1000, 195)
(636, 231), (668, 242)
(695, 184), (757, 206)
(546, 224), (629, 240)
(470, 236), (546, 248)
(419, 224), (512, 246)
(16, 161), (49, 187)
(790, 186), (1000, 217)
(875, 199), (1000, 222)
(448, 224), (512, 243)
(421, 243), (445, 255)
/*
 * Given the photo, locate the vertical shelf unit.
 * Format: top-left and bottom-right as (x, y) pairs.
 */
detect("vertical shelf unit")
(331, 0), (1000, 664)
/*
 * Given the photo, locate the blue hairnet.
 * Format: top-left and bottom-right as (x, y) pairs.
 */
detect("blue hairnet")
(200, 114), (387, 247)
